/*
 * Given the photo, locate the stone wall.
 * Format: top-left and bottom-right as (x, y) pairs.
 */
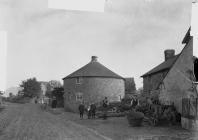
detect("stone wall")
(159, 37), (196, 113)
(63, 77), (125, 112)
(143, 70), (168, 94)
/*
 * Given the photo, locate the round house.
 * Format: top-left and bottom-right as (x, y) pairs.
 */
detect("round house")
(63, 56), (125, 112)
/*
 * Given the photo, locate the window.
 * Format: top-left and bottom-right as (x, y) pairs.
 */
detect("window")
(76, 92), (83, 101)
(76, 77), (82, 84)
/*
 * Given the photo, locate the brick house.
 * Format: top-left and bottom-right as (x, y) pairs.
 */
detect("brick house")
(141, 28), (198, 113)
(63, 56), (125, 112)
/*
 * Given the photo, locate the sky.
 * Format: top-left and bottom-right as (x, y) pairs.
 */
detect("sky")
(192, 1), (198, 56)
(0, 31), (7, 91)
(0, 0), (195, 92)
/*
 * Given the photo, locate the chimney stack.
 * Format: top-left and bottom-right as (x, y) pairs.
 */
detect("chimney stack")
(164, 49), (175, 61)
(91, 56), (98, 62)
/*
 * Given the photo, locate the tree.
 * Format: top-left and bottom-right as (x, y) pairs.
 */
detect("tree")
(51, 87), (64, 107)
(0, 91), (4, 95)
(45, 80), (62, 97)
(20, 78), (41, 98)
(48, 80), (62, 90)
(125, 78), (136, 94)
(9, 92), (13, 97)
(52, 87), (64, 98)
(17, 90), (24, 97)
(45, 84), (52, 97)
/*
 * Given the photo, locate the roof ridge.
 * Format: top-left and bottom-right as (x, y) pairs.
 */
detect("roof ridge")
(141, 54), (179, 77)
(157, 36), (193, 89)
(63, 61), (124, 80)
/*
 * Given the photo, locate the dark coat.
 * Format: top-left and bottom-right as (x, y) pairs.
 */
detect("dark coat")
(103, 99), (108, 108)
(90, 104), (96, 112)
(79, 104), (85, 113)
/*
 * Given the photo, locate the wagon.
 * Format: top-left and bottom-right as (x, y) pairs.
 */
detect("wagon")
(96, 101), (126, 118)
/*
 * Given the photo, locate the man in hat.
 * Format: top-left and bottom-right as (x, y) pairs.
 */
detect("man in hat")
(102, 97), (108, 120)
(78, 102), (85, 119)
(91, 103), (97, 119)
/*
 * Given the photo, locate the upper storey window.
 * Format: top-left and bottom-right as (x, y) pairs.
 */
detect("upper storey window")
(76, 77), (82, 84)
(76, 92), (83, 102)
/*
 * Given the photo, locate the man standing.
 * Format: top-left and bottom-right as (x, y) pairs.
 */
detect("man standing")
(102, 97), (108, 120)
(78, 102), (85, 119)
(91, 103), (96, 119)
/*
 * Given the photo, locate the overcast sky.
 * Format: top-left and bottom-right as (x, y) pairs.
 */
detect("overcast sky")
(0, 0), (193, 90)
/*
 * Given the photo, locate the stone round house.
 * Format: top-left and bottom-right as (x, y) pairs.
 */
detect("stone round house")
(63, 56), (125, 112)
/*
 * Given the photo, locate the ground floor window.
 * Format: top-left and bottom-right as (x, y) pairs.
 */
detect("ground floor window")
(76, 77), (82, 84)
(76, 92), (83, 101)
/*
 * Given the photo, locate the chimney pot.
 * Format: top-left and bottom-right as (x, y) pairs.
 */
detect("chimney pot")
(91, 56), (98, 62)
(164, 49), (175, 61)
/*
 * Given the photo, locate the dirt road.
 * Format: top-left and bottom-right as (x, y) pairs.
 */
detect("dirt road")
(0, 103), (196, 140)
(0, 103), (110, 140)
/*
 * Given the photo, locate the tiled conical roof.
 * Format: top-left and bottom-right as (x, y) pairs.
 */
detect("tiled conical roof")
(63, 56), (124, 80)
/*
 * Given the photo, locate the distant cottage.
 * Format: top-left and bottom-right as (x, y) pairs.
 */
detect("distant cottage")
(141, 28), (198, 113)
(39, 81), (48, 96)
(63, 56), (125, 112)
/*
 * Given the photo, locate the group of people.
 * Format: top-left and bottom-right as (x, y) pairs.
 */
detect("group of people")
(39, 96), (57, 110)
(78, 102), (96, 119)
(78, 97), (109, 120)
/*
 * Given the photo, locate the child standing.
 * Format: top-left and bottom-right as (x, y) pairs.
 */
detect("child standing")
(87, 105), (91, 119)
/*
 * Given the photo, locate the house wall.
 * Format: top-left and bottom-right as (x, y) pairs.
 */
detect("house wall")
(143, 71), (168, 95)
(194, 58), (198, 80)
(159, 37), (196, 113)
(63, 77), (125, 112)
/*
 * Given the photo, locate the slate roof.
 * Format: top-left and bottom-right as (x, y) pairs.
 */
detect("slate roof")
(141, 54), (179, 77)
(142, 27), (193, 78)
(63, 59), (124, 80)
